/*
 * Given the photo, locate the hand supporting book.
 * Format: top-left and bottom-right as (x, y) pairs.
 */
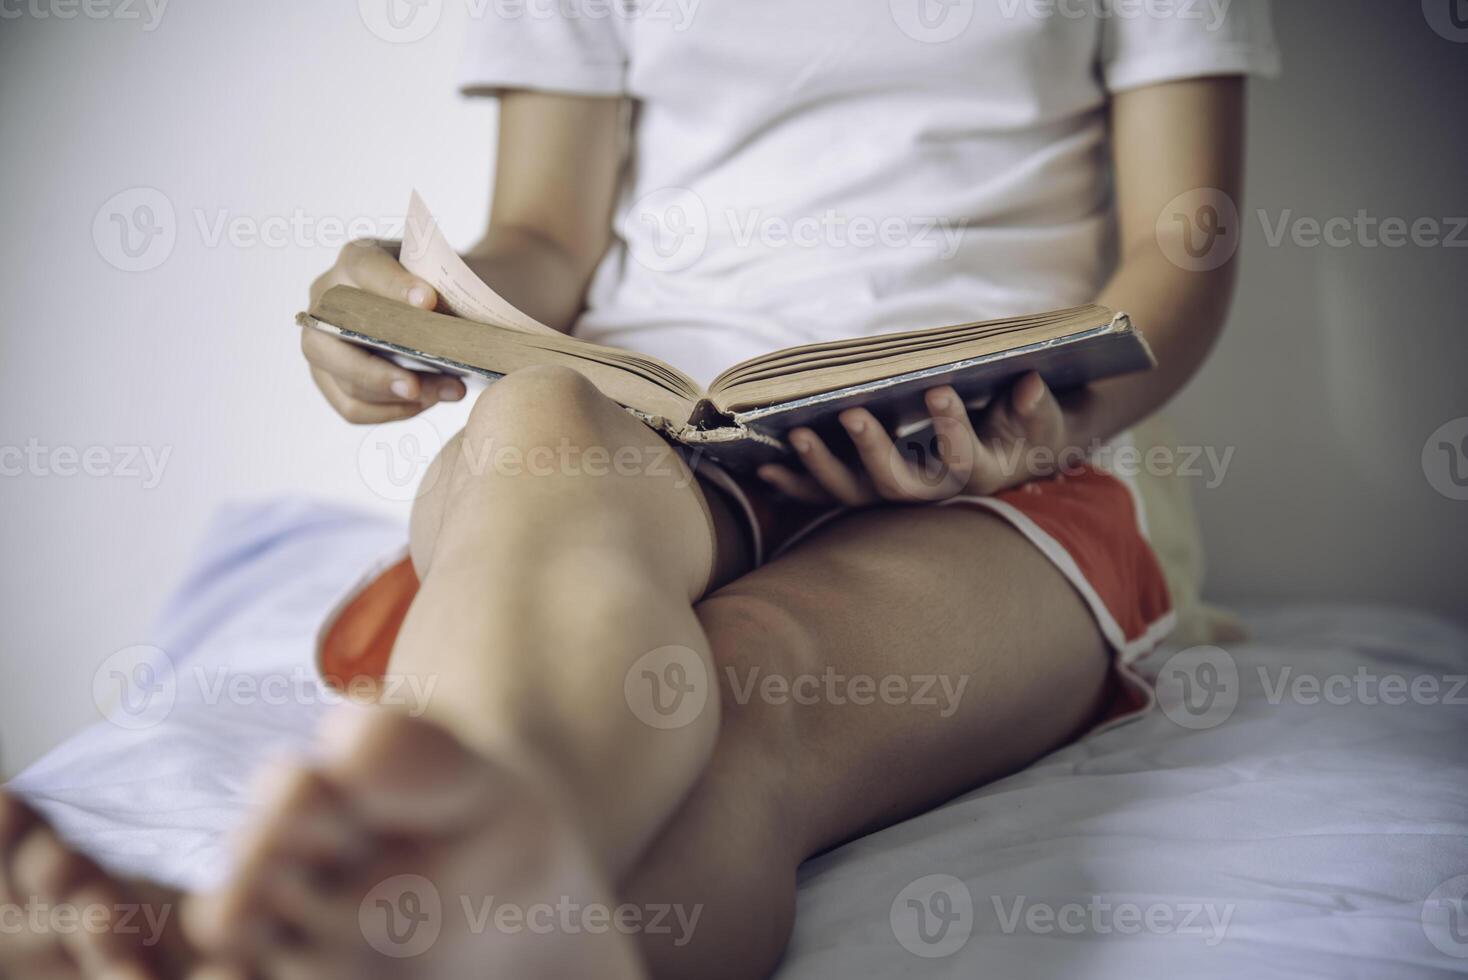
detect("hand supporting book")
(300, 193), (1155, 471)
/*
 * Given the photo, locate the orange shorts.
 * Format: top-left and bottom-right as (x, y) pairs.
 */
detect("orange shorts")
(317, 463), (1174, 731)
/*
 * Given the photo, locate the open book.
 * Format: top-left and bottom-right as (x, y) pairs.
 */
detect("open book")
(299, 193), (1155, 468)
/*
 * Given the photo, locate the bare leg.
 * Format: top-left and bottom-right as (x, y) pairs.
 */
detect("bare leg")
(0, 791), (189, 979)
(389, 365), (732, 874)
(625, 505), (1109, 979)
(189, 369), (1106, 979)
(187, 367), (743, 977)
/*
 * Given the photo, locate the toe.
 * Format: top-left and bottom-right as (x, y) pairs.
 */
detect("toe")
(318, 709), (507, 834)
(257, 867), (361, 947)
(187, 765), (369, 957)
(12, 820), (100, 902)
(58, 881), (142, 977)
(0, 790), (36, 850)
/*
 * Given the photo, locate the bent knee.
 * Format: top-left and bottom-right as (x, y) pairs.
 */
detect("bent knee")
(465, 365), (620, 440)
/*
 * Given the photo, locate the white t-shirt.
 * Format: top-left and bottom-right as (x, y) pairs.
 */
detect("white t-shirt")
(460, 0), (1279, 387)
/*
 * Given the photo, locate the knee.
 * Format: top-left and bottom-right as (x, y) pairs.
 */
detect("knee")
(467, 365), (611, 438)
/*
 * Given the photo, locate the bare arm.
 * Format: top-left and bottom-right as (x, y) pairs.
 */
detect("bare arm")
(461, 91), (625, 331)
(760, 76), (1249, 504)
(301, 91), (624, 422)
(1080, 76), (1246, 442)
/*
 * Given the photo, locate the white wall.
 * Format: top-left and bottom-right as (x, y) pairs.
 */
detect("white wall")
(2, 1), (1465, 775)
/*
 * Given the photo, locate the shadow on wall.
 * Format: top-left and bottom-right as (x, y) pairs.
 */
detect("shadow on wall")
(1170, 0), (1468, 624)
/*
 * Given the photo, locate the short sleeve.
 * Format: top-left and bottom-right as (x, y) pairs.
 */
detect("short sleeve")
(457, 6), (628, 98)
(1098, 0), (1281, 93)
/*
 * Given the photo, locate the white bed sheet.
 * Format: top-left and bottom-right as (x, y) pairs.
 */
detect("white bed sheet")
(9, 499), (1468, 978)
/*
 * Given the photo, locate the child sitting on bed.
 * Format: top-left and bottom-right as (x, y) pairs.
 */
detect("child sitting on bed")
(0, 2), (1278, 977)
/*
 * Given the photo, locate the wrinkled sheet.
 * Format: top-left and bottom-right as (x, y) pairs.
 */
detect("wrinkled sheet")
(10, 499), (1468, 977)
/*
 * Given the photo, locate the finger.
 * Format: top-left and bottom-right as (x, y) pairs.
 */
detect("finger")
(338, 369), (463, 408)
(756, 464), (836, 505)
(924, 386), (981, 487)
(313, 372), (427, 425)
(981, 372), (1063, 446)
(837, 409), (948, 501)
(788, 428), (874, 506)
(338, 240), (437, 310)
(301, 329), (421, 404)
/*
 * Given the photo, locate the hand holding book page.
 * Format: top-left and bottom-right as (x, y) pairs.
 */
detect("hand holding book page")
(302, 193), (1155, 469)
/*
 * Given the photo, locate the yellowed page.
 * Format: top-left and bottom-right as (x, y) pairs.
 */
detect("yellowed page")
(399, 190), (560, 336)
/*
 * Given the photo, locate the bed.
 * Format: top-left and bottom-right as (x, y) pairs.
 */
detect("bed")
(10, 498), (1468, 977)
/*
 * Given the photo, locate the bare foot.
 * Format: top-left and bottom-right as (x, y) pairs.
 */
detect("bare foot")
(183, 710), (647, 979)
(0, 790), (189, 980)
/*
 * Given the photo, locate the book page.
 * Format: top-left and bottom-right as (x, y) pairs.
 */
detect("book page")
(399, 189), (561, 336)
